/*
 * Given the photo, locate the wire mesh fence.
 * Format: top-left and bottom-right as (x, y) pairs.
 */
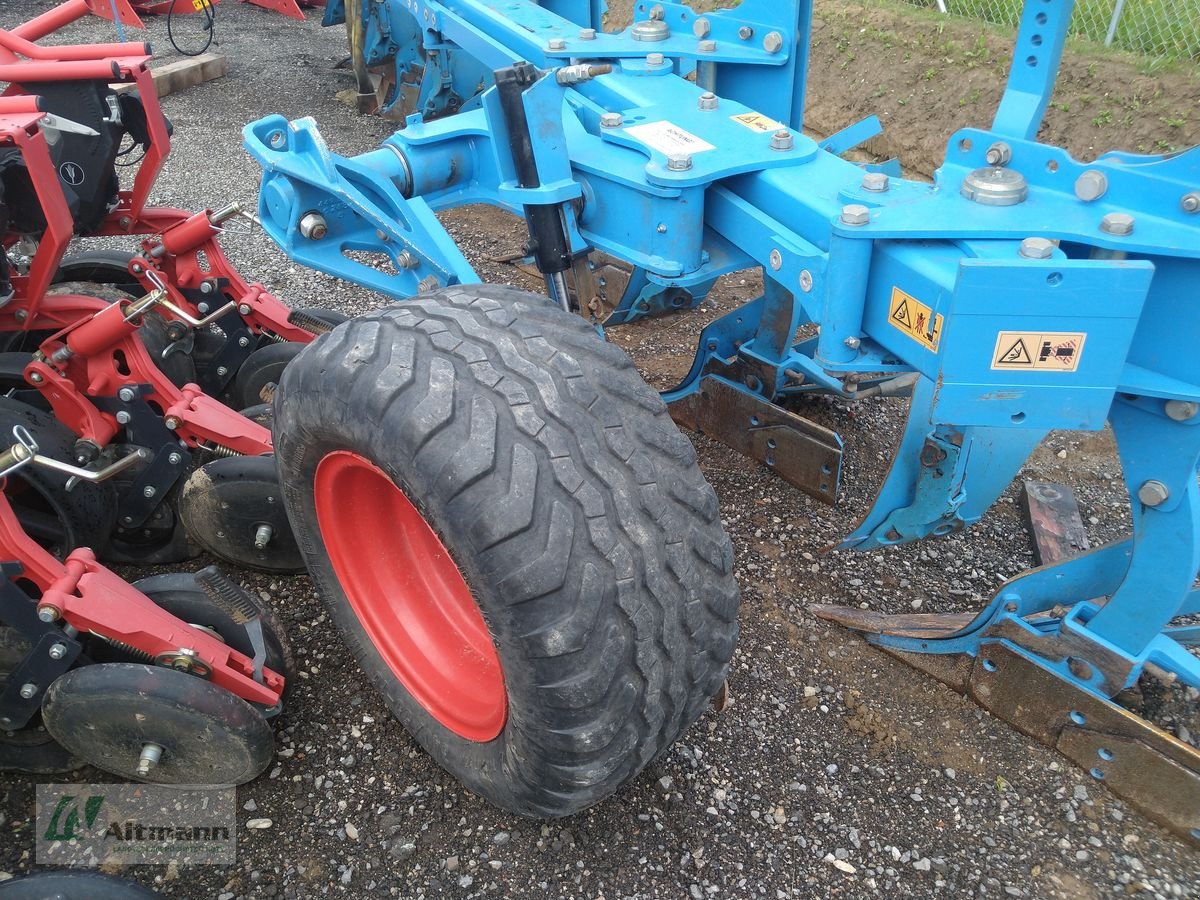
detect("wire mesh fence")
(894, 0), (1200, 62)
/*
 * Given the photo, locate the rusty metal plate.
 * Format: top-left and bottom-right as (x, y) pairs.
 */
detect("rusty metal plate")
(669, 377), (842, 503)
(968, 643), (1200, 845)
(1020, 481), (1090, 566)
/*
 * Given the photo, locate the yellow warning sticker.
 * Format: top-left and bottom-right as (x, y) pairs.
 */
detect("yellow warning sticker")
(991, 331), (1086, 372)
(888, 287), (943, 352)
(730, 112), (786, 133)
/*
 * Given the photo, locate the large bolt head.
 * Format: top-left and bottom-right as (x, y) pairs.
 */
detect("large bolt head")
(579, 28), (596, 40)
(698, 92), (718, 110)
(1181, 192), (1200, 213)
(984, 142), (1012, 166)
(1019, 237), (1055, 259)
(666, 153), (693, 171)
(861, 172), (890, 192)
(841, 204), (870, 226)
(698, 39), (717, 53)
(693, 17), (711, 38)
(1137, 480), (1170, 507)
(600, 112), (624, 128)
(547, 38), (566, 51)
(1074, 170), (1108, 202)
(48, 643), (67, 660)
(1100, 212), (1134, 236)
(18, 683), (37, 700)
(37, 606), (59, 623)
(763, 31), (784, 54)
(646, 52), (665, 66)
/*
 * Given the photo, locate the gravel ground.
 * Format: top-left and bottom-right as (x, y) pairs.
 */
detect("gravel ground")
(1, 3), (1198, 898)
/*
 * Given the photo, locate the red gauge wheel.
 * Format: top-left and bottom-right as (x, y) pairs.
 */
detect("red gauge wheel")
(313, 450), (506, 742)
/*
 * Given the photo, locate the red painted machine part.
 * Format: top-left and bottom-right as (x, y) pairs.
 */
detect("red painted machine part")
(313, 451), (508, 742)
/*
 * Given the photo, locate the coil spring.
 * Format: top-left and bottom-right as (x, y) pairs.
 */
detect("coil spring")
(95, 634), (154, 664)
(205, 443), (243, 459)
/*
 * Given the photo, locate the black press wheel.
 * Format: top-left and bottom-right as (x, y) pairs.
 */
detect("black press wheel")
(272, 284), (740, 817)
(41, 663), (274, 785)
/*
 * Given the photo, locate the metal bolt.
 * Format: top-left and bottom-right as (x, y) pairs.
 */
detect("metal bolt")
(667, 153), (693, 172)
(48, 643), (67, 660)
(18, 683), (37, 700)
(579, 28), (596, 41)
(417, 276), (441, 293)
(238, 303), (252, 315)
(698, 92), (718, 110)
(656, 224), (668, 234)
(1181, 192), (1200, 213)
(239, 336), (251, 348)
(115, 411), (132, 425)
(268, 130), (286, 149)
(118, 387), (136, 402)
(769, 249), (783, 271)
(698, 39), (716, 53)
(799, 270), (814, 293)
(1019, 237), (1055, 259)
(646, 52), (665, 66)
(844, 336), (862, 350)
(547, 38), (566, 51)
(861, 172), (890, 192)
(168, 452), (183, 465)
(738, 25), (754, 40)
(254, 524), (274, 550)
(216, 366), (229, 377)
(1100, 212), (1134, 236)
(136, 742), (163, 778)
(693, 17), (711, 38)
(14, 309), (26, 323)
(28, 371), (43, 384)
(37, 606), (59, 623)
(763, 31), (783, 54)
(600, 112), (624, 128)
(770, 129), (794, 152)
(143, 485), (156, 499)
(131, 263), (144, 274)
(841, 204), (870, 226)
(1164, 400), (1198, 421)
(1138, 480), (1170, 507)
(298, 212), (328, 241)
(649, 3), (665, 19)
(1074, 170), (1108, 202)
(197, 302), (210, 314)
(165, 416), (180, 430)
(397, 251), (419, 269)
(984, 141), (1012, 166)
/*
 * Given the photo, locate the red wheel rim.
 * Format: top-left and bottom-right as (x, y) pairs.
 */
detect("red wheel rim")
(313, 451), (506, 742)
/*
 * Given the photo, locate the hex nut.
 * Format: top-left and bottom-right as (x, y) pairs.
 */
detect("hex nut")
(1074, 170), (1108, 202)
(1100, 212), (1134, 236)
(1019, 237), (1055, 259)
(841, 204), (870, 226)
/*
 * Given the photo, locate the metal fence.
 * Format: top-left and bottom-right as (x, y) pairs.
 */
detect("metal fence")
(897, 0), (1200, 62)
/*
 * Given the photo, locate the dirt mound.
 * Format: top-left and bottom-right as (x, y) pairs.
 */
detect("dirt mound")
(804, 3), (1200, 176)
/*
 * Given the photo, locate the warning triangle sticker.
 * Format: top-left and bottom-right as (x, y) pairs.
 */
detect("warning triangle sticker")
(998, 338), (1032, 365)
(891, 299), (912, 329)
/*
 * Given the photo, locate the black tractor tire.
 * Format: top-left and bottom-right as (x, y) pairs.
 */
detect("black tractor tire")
(273, 284), (739, 817)
(55, 249), (143, 296)
(0, 397), (117, 558)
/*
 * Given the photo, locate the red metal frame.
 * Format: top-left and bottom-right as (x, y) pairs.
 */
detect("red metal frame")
(0, 489), (283, 707)
(0, 1), (316, 457)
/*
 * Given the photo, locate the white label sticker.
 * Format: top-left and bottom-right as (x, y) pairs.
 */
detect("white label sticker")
(623, 121), (716, 157)
(991, 331), (1087, 372)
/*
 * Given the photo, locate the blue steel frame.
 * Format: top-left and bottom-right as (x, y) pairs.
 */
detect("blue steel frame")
(244, 2), (1200, 715)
